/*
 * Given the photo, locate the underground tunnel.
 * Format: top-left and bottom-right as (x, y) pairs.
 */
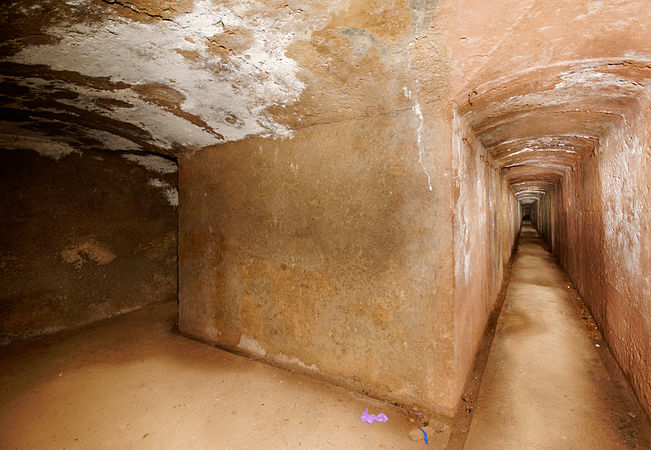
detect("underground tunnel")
(0, 0), (649, 448)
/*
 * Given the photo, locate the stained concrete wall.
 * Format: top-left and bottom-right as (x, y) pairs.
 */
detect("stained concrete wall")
(178, 105), (462, 415)
(532, 90), (650, 416)
(172, 0), (483, 418)
(0, 148), (178, 345)
(452, 109), (521, 400)
(178, 102), (523, 417)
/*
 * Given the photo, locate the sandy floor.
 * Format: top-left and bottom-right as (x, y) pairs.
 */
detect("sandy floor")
(465, 223), (650, 449)
(0, 302), (432, 449)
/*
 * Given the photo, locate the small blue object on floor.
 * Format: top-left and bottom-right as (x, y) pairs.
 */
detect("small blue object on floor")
(418, 427), (429, 445)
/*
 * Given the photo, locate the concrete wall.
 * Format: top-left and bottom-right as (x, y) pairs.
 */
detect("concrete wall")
(531, 184), (556, 250)
(532, 90), (650, 416)
(451, 109), (521, 400)
(0, 148), (178, 345)
(178, 104), (462, 416)
(178, 102), (523, 417)
(173, 0), (485, 418)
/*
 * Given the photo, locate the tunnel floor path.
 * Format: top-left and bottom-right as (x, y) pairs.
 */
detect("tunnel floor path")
(464, 222), (649, 449)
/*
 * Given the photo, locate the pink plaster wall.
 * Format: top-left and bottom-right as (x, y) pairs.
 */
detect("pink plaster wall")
(533, 91), (650, 417)
(452, 109), (521, 401)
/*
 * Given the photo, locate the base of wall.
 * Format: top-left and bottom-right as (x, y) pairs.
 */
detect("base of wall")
(175, 325), (458, 420)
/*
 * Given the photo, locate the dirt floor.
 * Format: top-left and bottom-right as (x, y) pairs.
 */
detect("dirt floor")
(0, 302), (436, 449)
(464, 223), (650, 449)
(1, 223), (649, 449)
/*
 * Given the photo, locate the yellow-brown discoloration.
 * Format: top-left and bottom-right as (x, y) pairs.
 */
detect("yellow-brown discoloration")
(61, 239), (117, 269)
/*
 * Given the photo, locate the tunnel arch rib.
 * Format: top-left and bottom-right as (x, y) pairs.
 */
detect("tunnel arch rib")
(456, 59), (650, 206)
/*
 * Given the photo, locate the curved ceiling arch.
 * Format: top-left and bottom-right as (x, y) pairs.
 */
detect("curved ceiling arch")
(456, 59), (650, 207)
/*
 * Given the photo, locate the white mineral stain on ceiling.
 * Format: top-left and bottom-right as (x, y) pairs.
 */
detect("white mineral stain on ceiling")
(10, 0), (341, 150)
(0, 133), (82, 160)
(82, 130), (140, 151)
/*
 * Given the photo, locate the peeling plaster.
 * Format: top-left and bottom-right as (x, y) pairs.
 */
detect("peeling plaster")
(123, 154), (178, 174)
(11, 0), (343, 149)
(61, 240), (116, 269)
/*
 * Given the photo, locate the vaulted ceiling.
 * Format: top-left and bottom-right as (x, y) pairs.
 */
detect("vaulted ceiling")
(458, 61), (648, 204)
(437, 0), (650, 205)
(1, 0), (649, 206)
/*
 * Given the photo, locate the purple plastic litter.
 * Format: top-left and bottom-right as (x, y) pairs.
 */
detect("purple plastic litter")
(360, 408), (389, 424)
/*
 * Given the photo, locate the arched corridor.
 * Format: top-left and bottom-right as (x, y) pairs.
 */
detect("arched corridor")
(465, 223), (648, 448)
(1, 0), (649, 447)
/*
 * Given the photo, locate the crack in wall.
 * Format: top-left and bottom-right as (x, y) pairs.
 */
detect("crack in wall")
(100, 0), (176, 22)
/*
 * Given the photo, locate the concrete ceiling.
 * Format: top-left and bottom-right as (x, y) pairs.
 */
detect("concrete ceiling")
(1, 0), (337, 157)
(0, 0), (432, 159)
(1, 0), (649, 205)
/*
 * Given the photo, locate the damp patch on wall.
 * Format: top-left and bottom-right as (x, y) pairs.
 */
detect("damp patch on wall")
(60, 239), (117, 269)
(148, 178), (179, 207)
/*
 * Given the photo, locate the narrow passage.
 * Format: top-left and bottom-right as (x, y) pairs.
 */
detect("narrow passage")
(464, 222), (649, 449)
